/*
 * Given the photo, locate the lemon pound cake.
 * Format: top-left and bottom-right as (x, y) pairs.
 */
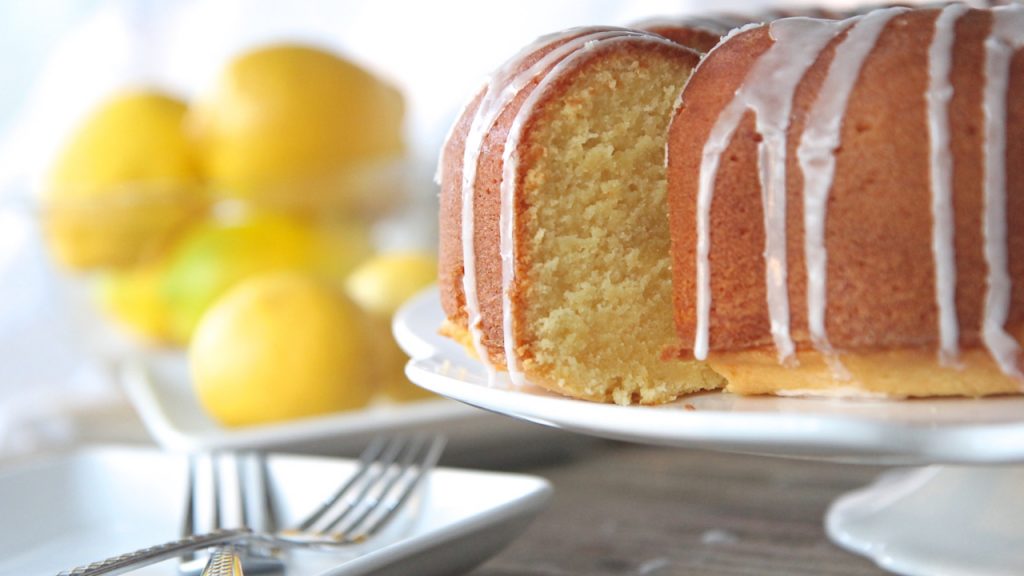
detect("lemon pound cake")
(668, 5), (1024, 397)
(438, 27), (724, 404)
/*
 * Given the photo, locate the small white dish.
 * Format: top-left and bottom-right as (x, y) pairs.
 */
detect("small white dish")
(0, 446), (552, 576)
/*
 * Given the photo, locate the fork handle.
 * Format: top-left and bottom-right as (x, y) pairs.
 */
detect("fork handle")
(56, 528), (251, 576)
(201, 546), (244, 576)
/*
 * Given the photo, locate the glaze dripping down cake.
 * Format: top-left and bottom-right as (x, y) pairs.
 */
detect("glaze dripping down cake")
(633, 7), (845, 53)
(439, 4), (1024, 403)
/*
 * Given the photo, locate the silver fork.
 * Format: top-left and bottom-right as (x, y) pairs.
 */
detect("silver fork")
(57, 434), (447, 575)
(180, 452), (284, 576)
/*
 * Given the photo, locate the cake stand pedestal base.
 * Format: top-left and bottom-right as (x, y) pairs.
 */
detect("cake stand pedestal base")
(827, 465), (1024, 576)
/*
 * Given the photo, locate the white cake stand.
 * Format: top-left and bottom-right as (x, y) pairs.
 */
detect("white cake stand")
(394, 288), (1024, 576)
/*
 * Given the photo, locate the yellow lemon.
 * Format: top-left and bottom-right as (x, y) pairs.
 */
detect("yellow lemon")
(94, 259), (176, 344)
(345, 252), (437, 402)
(190, 272), (373, 426)
(189, 44), (406, 216)
(162, 211), (372, 344)
(345, 252), (437, 317)
(45, 90), (206, 269)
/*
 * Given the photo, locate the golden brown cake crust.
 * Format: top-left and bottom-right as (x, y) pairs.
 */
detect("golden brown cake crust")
(437, 90), (482, 329)
(667, 8), (1024, 356)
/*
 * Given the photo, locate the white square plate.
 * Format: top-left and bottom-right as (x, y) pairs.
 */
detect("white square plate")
(0, 446), (552, 575)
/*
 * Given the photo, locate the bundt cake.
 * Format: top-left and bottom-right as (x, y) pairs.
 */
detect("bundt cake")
(439, 3), (1024, 403)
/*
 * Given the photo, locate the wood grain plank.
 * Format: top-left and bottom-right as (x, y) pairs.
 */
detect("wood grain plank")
(471, 440), (889, 576)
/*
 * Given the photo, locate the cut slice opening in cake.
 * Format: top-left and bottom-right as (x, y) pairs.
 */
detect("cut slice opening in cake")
(512, 42), (725, 404)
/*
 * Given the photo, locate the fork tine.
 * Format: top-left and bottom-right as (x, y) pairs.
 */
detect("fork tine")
(347, 434), (446, 542)
(182, 454), (198, 563)
(205, 454), (246, 576)
(211, 453), (223, 530)
(316, 436), (410, 534)
(183, 454), (197, 537)
(327, 435), (427, 536)
(234, 453), (249, 529)
(180, 453), (224, 573)
(255, 452), (278, 533)
(296, 435), (397, 532)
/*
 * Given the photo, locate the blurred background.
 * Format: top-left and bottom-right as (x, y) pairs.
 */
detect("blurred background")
(0, 0), (893, 459)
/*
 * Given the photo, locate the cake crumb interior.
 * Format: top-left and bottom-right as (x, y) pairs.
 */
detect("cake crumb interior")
(518, 50), (724, 404)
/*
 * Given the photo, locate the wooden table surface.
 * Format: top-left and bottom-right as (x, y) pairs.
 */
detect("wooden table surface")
(465, 437), (891, 576)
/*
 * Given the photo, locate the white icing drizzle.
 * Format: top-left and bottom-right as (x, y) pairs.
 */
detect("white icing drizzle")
(500, 32), (680, 383)
(439, 29), (585, 188)
(459, 27), (641, 383)
(435, 91), (481, 187)
(694, 17), (851, 362)
(679, 15), (753, 34)
(499, 141), (526, 385)
(666, 22), (764, 171)
(981, 5), (1024, 379)
(925, 3), (969, 366)
(797, 7), (906, 379)
(459, 156), (494, 380)
(459, 52), (535, 379)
